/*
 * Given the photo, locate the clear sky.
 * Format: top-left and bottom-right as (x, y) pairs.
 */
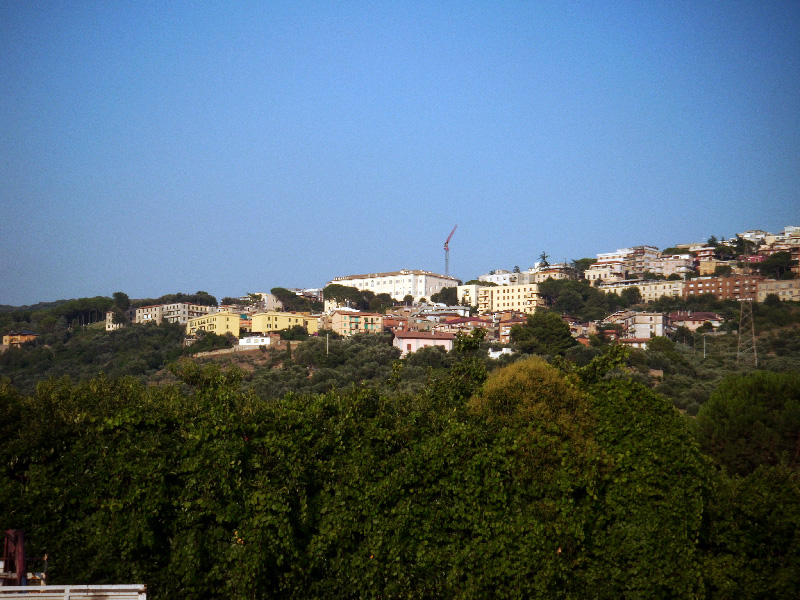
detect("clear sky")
(2, 1), (799, 306)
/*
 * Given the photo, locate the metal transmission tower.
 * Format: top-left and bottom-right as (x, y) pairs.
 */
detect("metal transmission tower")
(737, 299), (758, 366)
(737, 249), (758, 367)
(444, 224), (457, 277)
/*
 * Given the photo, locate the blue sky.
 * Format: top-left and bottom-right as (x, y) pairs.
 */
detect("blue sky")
(2, 1), (798, 305)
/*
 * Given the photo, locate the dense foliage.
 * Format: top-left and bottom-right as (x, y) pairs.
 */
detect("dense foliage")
(510, 310), (578, 356)
(694, 371), (800, 476)
(0, 322), (185, 395)
(269, 288), (323, 313)
(3, 350), (798, 598)
(0, 296), (114, 333)
(430, 286), (458, 305)
(0, 292), (220, 336)
(536, 279), (638, 321)
(322, 284), (395, 313)
(0, 322), (242, 396)
(131, 291), (218, 308)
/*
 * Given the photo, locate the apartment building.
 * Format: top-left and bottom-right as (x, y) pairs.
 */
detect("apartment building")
(330, 310), (384, 337)
(683, 275), (764, 301)
(250, 312), (320, 335)
(599, 280), (685, 303)
(698, 259), (736, 276)
(626, 245), (662, 275)
(104, 308), (135, 331)
(327, 270), (459, 302)
(433, 316), (493, 336)
(764, 225), (800, 246)
(498, 316), (528, 344)
(603, 311), (669, 339)
(478, 270), (517, 286)
(526, 263), (576, 283)
(585, 261), (625, 283)
(186, 311), (240, 337)
(648, 255), (694, 278)
(585, 246), (661, 282)
(134, 303), (216, 325)
(457, 284), (482, 307)
(757, 279), (800, 302)
(477, 284), (543, 314)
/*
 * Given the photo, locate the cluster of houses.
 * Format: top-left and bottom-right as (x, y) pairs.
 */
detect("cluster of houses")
(0, 226), (789, 357)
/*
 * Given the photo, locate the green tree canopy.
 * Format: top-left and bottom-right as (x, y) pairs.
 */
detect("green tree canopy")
(431, 286), (458, 305)
(755, 251), (797, 280)
(112, 292), (130, 311)
(571, 257), (596, 275)
(322, 284), (391, 312)
(510, 310), (577, 356)
(270, 287), (321, 312)
(0, 352), (712, 598)
(694, 370), (800, 476)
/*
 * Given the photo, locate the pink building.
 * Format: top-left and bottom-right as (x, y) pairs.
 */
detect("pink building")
(393, 331), (456, 358)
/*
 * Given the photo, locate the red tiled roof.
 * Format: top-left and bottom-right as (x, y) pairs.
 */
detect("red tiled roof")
(393, 331), (456, 340)
(443, 317), (491, 324)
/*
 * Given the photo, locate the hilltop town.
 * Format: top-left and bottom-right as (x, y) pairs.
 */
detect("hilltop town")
(6, 225), (790, 356)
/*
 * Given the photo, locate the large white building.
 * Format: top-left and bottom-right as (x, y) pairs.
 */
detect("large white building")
(478, 264), (576, 286)
(584, 246), (661, 282)
(135, 303), (217, 325)
(478, 270), (518, 286)
(327, 269), (460, 302)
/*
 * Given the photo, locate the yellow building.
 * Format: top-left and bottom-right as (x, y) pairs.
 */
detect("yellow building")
(2, 331), (39, 347)
(757, 279), (800, 302)
(186, 311), (240, 337)
(599, 280), (685, 303)
(477, 284), (543, 314)
(330, 310), (384, 337)
(251, 312), (320, 335)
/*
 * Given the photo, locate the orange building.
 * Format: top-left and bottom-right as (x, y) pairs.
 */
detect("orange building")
(2, 331), (39, 348)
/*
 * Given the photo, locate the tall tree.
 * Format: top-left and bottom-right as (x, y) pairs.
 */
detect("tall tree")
(431, 287), (458, 305)
(538, 251), (550, 268)
(694, 370), (800, 476)
(755, 251), (797, 280)
(510, 310), (577, 356)
(112, 292), (130, 311)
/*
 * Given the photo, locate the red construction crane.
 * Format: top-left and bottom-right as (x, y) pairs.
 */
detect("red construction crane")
(444, 225), (457, 277)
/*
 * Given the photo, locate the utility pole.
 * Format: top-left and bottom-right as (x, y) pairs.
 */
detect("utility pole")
(444, 224), (457, 277)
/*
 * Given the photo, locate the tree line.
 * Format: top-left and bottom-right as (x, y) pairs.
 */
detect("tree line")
(1, 349), (798, 598)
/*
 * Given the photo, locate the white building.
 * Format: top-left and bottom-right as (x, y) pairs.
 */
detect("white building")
(525, 263), (576, 283)
(327, 269), (459, 302)
(238, 335), (275, 348)
(603, 311), (669, 339)
(134, 303), (217, 326)
(478, 270), (517, 286)
(648, 255), (695, 278)
(585, 246), (661, 282)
